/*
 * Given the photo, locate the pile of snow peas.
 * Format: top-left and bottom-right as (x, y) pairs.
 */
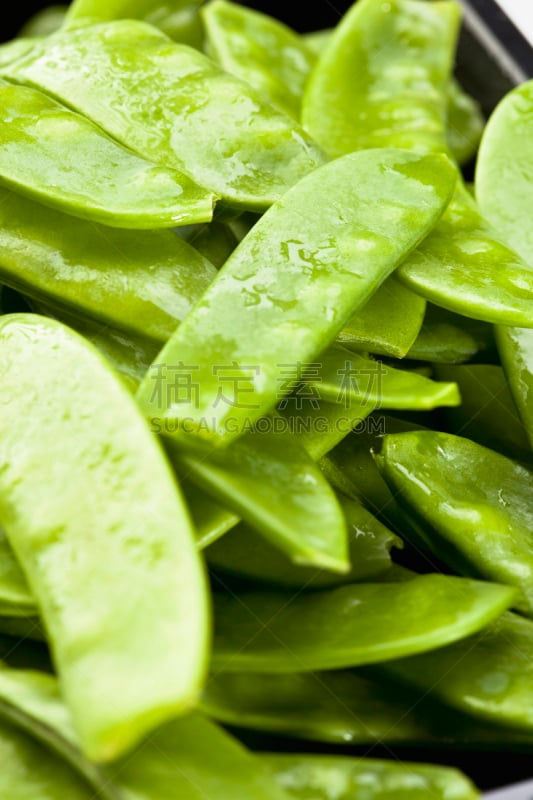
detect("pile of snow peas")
(0, 0), (531, 797)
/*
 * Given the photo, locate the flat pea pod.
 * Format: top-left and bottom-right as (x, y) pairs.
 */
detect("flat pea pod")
(379, 612), (533, 733)
(0, 82), (214, 229)
(407, 303), (495, 363)
(476, 78), (533, 260)
(0, 39), (36, 67)
(202, 0), (316, 120)
(496, 326), (533, 449)
(336, 277), (426, 359)
(137, 148), (457, 445)
(446, 78), (484, 166)
(164, 431), (349, 573)
(19, 6), (67, 37)
(212, 575), (516, 673)
(312, 346), (461, 411)
(303, 29), (332, 57)
(434, 363), (530, 460)
(206, 494), (401, 589)
(302, 0), (459, 156)
(202, 668), (533, 749)
(263, 754), (479, 800)
(396, 184), (533, 327)
(0, 719), (96, 800)
(0, 185), (216, 344)
(0, 662), (293, 800)
(0, 315), (209, 762)
(377, 431), (533, 615)
(4, 20), (324, 211)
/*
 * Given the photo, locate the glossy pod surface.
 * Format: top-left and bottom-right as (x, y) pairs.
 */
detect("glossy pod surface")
(0, 185), (216, 343)
(4, 20), (324, 210)
(212, 575), (515, 672)
(0, 315), (209, 762)
(378, 431), (533, 614)
(137, 148), (456, 444)
(0, 82), (214, 229)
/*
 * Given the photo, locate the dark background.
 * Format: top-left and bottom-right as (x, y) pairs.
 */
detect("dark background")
(3, 0), (354, 39)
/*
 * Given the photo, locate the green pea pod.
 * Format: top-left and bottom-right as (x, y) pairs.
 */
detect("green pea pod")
(202, 668), (533, 749)
(164, 431), (349, 573)
(336, 277), (426, 359)
(212, 575), (516, 673)
(496, 326), (533, 449)
(396, 184), (533, 326)
(408, 303), (495, 363)
(4, 20), (324, 211)
(312, 346), (460, 410)
(446, 78), (484, 166)
(0, 529), (34, 617)
(377, 431), (533, 614)
(264, 754), (479, 800)
(0, 315), (209, 762)
(0, 661), (292, 800)
(206, 494), (401, 588)
(0, 82), (214, 229)
(19, 5), (67, 37)
(0, 185), (216, 344)
(137, 148), (457, 445)
(183, 221), (240, 269)
(0, 720), (97, 800)
(303, 29), (332, 57)
(65, 0), (199, 27)
(379, 612), (533, 732)
(302, 0), (459, 156)
(434, 363), (530, 460)
(202, 0), (316, 120)
(0, 39), (36, 67)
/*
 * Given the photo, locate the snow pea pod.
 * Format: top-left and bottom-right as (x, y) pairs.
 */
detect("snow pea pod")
(206, 494), (401, 589)
(379, 612), (533, 732)
(0, 185), (216, 344)
(137, 148), (456, 445)
(4, 20), (324, 211)
(203, 0), (316, 120)
(496, 326), (533, 449)
(408, 304), (495, 363)
(212, 575), (515, 673)
(302, 0), (459, 156)
(0, 315), (209, 762)
(434, 363), (530, 460)
(0, 83), (214, 229)
(397, 185), (533, 326)
(311, 346), (460, 411)
(446, 78), (484, 166)
(19, 6), (67, 37)
(377, 431), (533, 615)
(165, 431), (349, 572)
(0, 719), (96, 800)
(0, 663), (293, 800)
(264, 754), (479, 800)
(336, 277), (426, 358)
(0, 39), (36, 67)
(202, 668), (533, 749)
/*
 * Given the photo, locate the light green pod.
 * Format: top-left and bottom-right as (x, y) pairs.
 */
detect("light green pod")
(446, 78), (484, 166)
(336, 277), (426, 358)
(203, 0), (316, 120)
(380, 612), (533, 732)
(496, 326), (533, 449)
(206, 494), (401, 588)
(4, 20), (324, 210)
(0, 185), (216, 344)
(0, 315), (209, 762)
(377, 431), (533, 614)
(19, 5), (67, 37)
(408, 304), (495, 363)
(137, 148), (456, 445)
(0, 82), (214, 228)
(311, 346), (460, 410)
(264, 754), (479, 800)
(302, 0), (460, 156)
(212, 574), (516, 673)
